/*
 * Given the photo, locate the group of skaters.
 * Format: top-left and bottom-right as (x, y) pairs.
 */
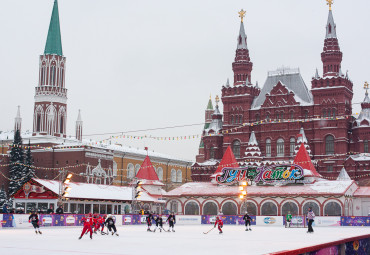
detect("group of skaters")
(145, 212), (176, 232)
(79, 213), (118, 239)
(285, 207), (316, 233)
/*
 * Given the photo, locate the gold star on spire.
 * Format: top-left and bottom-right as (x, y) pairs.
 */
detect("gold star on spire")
(326, 0), (334, 11)
(215, 95), (220, 106)
(364, 81), (369, 95)
(238, 9), (246, 22)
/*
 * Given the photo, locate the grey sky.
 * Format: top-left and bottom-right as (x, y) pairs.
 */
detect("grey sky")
(0, 0), (369, 161)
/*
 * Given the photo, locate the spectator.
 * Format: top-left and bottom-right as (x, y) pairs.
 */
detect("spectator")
(46, 205), (54, 214)
(2, 204), (9, 213)
(56, 205), (64, 214)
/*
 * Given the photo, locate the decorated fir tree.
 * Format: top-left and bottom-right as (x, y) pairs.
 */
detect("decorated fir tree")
(8, 129), (24, 195)
(23, 140), (34, 183)
(0, 187), (7, 207)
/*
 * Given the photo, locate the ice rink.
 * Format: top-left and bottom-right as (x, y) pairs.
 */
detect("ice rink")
(0, 225), (369, 255)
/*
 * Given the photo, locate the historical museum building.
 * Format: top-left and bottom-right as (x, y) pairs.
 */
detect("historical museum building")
(194, 6), (370, 185)
(0, 0), (191, 193)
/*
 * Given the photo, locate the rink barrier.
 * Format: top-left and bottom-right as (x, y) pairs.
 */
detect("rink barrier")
(1, 214), (370, 228)
(269, 233), (370, 255)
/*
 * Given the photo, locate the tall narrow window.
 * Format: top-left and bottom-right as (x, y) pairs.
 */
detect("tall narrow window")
(60, 68), (64, 87)
(290, 138), (295, 157)
(50, 66), (56, 86)
(364, 140), (369, 153)
(60, 117), (64, 134)
(266, 139), (271, 157)
(290, 111), (294, 120)
(325, 135), (335, 155)
(231, 115), (234, 124)
(210, 147), (215, 159)
(304, 110), (308, 119)
(266, 114), (270, 121)
(327, 109), (331, 118)
(36, 115), (41, 132)
(323, 109), (326, 118)
(277, 138), (285, 157)
(332, 108), (336, 118)
(232, 140), (241, 158)
(256, 114), (260, 122)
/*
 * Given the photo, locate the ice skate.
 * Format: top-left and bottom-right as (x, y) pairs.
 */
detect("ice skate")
(245, 228), (249, 231)
(249, 228), (252, 231)
(115, 233), (119, 236)
(35, 230), (38, 234)
(160, 228), (162, 232)
(112, 231), (114, 235)
(38, 231), (42, 234)
(172, 229), (175, 232)
(219, 231), (223, 234)
(78, 236), (82, 240)
(90, 236), (93, 239)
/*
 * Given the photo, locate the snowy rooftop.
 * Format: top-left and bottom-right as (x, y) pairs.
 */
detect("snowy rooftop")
(34, 179), (162, 203)
(354, 186), (370, 197)
(165, 180), (355, 197)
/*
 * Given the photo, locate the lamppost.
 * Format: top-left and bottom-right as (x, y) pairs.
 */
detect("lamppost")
(239, 181), (248, 213)
(58, 169), (72, 208)
(131, 178), (142, 214)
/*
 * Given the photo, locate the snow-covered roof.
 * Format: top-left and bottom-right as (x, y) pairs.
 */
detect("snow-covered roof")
(326, 10), (337, 39)
(165, 180), (355, 197)
(337, 167), (351, 181)
(248, 131), (258, 146)
(34, 179), (162, 203)
(252, 70), (313, 109)
(354, 187), (370, 197)
(349, 154), (370, 162)
(237, 21), (247, 50)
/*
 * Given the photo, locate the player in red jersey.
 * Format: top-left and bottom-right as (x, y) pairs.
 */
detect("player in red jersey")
(79, 213), (94, 239)
(97, 215), (107, 234)
(93, 213), (99, 233)
(214, 216), (224, 234)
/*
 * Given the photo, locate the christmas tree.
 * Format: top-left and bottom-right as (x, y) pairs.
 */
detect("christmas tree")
(0, 187), (7, 207)
(23, 140), (34, 183)
(8, 129), (24, 195)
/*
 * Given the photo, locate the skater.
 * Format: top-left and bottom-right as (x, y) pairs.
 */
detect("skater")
(105, 215), (119, 236)
(98, 215), (107, 234)
(306, 207), (315, 233)
(146, 212), (153, 232)
(243, 212), (252, 231)
(166, 212), (176, 232)
(79, 213), (94, 239)
(29, 210), (42, 234)
(214, 216), (223, 234)
(286, 211), (292, 228)
(93, 213), (99, 234)
(154, 215), (164, 232)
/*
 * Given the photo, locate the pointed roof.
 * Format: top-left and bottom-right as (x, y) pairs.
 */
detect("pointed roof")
(255, 81), (259, 88)
(44, 0), (63, 56)
(15, 105), (21, 118)
(326, 10), (337, 39)
(248, 131), (258, 146)
(293, 143), (321, 177)
(297, 127), (308, 144)
(314, 68), (320, 79)
(136, 156), (159, 181)
(337, 167), (351, 181)
(237, 22), (248, 49)
(76, 109), (82, 122)
(213, 146), (239, 175)
(206, 97), (213, 110)
(225, 78), (230, 87)
(245, 76), (250, 85)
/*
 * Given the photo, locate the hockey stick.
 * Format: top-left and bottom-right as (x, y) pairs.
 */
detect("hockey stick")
(203, 227), (215, 234)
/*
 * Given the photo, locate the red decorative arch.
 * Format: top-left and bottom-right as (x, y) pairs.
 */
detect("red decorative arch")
(183, 198), (202, 215)
(165, 198), (184, 213)
(220, 198), (240, 215)
(260, 198), (279, 216)
(279, 198), (301, 215)
(301, 198), (322, 216)
(201, 199), (220, 215)
(322, 198), (344, 216)
(241, 198), (259, 215)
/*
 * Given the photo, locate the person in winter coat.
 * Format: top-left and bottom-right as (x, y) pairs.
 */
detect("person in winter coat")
(154, 216), (164, 232)
(105, 215), (118, 236)
(56, 205), (64, 214)
(306, 207), (315, 233)
(243, 213), (252, 231)
(29, 211), (42, 234)
(79, 213), (94, 239)
(2, 204), (8, 213)
(214, 216), (224, 234)
(146, 213), (153, 232)
(286, 211), (292, 228)
(166, 213), (176, 232)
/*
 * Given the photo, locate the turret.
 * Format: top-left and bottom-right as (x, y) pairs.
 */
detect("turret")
(76, 110), (83, 141)
(14, 106), (22, 133)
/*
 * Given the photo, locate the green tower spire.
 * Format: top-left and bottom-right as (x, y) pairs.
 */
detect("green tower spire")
(207, 95), (213, 110)
(44, 0), (63, 56)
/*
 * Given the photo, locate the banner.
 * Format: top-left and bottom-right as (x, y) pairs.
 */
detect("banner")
(256, 216), (284, 226)
(341, 216), (370, 226)
(201, 215), (255, 225)
(40, 214), (53, 226)
(53, 214), (66, 226)
(345, 237), (370, 254)
(313, 217), (341, 227)
(13, 214), (30, 228)
(1, 214), (13, 228)
(176, 215), (201, 225)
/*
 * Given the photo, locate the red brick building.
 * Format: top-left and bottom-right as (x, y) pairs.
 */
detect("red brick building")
(194, 8), (370, 185)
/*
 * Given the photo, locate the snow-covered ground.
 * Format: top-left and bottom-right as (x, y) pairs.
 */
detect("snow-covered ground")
(0, 225), (369, 255)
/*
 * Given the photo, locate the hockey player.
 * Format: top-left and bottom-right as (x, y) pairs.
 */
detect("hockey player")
(214, 216), (223, 234)
(286, 211), (292, 228)
(29, 210), (42, 234)
(243, 213), (252, 231)
(79, 213), (94, 239)
(146, 212), (153, 232)
(105, 215), (119, 236)
(99, 215), (107, 234)
(93, 214), (99, 234)
(306, 207), (315, 233)
(154, 215), (164, 232)
(166, 213), (176, 232)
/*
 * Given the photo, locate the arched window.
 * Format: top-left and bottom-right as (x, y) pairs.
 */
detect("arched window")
(322, 109), (326, 118)
(40, 66), (45, 85)
(60, 68), (64, 87)
(276, 112), (279, 120)
(231, 115), (234, 124)
(127, 163), (134, 179)
(290, 111), (294, 120)
(325, 135), (334, 155)
(324, 201), (342, 216)
(266, 139), (271, 157)
(277, 138), (284, 157)
(290, 138), (295, 156)
(232, 140), (241, 158)
(171, 169), (176, 182)
(210, 147), (215, 159)
(157, 167), (163, 181)
(303, 202), (320, 216)
(327, 109), (331, 118)
(266, 113), (270, 121)
(239, 115), (243, 124)
(184, 201), (199, 215)
(203, 201), (218, 215)
(60, 117), (64, 134)
(241, 202), (257, 215)
(176, 170), (182, 183)
(332, 108), (336, 118)
(50, 65), (56, 86)
(222, 201), (237, 215)
(261, 201), (277, 216)
(304, 110), (308, 119)
(170, 201), (178, 213)
(364, 140), (369, 153)
(281, 202), (299, 215)
(36, 114), (41, 132)
(135, 164), (141, 176)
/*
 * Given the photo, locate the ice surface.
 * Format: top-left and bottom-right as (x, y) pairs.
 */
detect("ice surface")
(0, 225), (369, 255)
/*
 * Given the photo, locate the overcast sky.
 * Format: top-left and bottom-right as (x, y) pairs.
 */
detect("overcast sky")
(1, 0), (369, 161)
